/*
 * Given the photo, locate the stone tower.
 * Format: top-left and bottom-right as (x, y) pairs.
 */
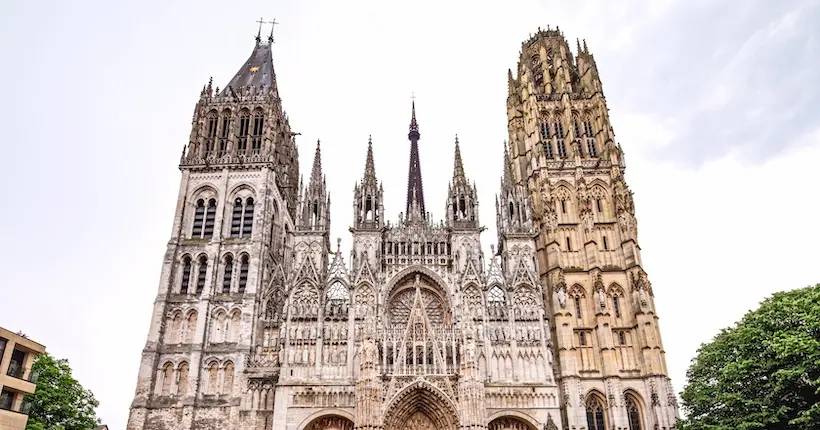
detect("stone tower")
(505, 27), (680, 429)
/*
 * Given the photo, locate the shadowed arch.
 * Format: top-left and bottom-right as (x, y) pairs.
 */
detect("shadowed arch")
(297, 411), (355, 430)
(383, 380), (459, 430)
(487, 411), (540, 430)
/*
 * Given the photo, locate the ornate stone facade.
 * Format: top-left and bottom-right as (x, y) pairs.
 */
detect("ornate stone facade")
(505, 27), (680, 429)
(127, 25), (677, 430)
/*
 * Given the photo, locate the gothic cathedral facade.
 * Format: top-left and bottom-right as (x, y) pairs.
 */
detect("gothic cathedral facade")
(127, 27), (679, 430)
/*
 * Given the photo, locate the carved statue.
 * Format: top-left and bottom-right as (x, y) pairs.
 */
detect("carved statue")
(597, 287), (606, 309)
(556, 286), (567, 309)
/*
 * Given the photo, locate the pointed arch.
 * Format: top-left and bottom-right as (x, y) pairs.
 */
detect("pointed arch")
(624, 390), (646, 430)
(297, 411), (355, 430)
(585, 390), (608, 430)
(383, 380), (459, 430)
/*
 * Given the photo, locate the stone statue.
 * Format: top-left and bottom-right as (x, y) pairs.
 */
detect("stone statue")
(557, 286), (567, 309)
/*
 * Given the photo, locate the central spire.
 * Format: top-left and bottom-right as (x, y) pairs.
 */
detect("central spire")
(406, 101), (426, 220)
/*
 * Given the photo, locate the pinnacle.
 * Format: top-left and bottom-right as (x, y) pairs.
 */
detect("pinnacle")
(502, 141), (514, 187)
(453, 135), (466, 184)
(309, 139), (322, 187)
(362, 136), (377, 186)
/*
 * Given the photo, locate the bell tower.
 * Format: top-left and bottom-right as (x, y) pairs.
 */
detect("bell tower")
(507, 27), (680, 430)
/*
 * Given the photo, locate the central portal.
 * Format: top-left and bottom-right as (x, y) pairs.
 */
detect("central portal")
(396, 411), (436, 430)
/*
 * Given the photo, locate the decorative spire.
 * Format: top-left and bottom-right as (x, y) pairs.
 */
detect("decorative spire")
(362, 135), (377, 186)
(406, 101), (425, 219)
(502, 141), (513, 187)
(452, 135), (466, 185)
(309, 139), (323, 187)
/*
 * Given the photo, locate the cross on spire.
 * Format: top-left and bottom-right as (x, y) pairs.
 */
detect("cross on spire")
(268, 18), (279, 43)
(256, 17), (266, 42)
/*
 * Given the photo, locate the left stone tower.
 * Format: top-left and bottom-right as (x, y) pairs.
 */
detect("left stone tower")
(127, 28), (299, 430)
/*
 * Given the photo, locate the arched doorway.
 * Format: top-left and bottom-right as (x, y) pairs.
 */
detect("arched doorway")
(488, 416), (539, 430)
(383, 382), (459, 430)
(302, 414), (354, 430)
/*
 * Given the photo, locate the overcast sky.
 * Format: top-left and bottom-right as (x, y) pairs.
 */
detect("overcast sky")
(1, 1), (818, 429)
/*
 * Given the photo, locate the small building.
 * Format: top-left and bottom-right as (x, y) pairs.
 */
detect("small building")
(0, 327), (46, 430)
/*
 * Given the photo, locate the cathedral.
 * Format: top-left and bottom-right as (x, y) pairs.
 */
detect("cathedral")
(127, 25), (679, 430)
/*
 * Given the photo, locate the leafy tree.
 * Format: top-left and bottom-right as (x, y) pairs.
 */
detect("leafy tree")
(680, 284), (820, 430)
(25, 353), (100, 430)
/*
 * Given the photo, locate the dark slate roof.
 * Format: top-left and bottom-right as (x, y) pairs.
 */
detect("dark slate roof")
(219, 41), (276, 96)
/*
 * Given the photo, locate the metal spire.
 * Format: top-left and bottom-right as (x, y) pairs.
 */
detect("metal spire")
(406, 100), (425, 219)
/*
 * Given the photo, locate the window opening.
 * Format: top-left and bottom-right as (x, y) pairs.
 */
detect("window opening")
(238, 255), (249, 293)
(196, 256), (207, 294)
(180, 256), (192, 294)
(222, 255), (233, 293)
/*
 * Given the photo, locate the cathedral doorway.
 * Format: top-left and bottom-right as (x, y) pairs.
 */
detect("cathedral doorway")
(302, 415), (354, 430)
(383, 383), (459, 430)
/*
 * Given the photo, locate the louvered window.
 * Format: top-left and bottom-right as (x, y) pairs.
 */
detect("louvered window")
(192, 199), (205, 237)
(180, 256), (192, 294)
(222, 255), (233, 293)
(238, 255), (249, 293)
(196, 256), (207, 294)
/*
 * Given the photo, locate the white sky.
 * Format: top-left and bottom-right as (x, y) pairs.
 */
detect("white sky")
(1, 1), (818, 429)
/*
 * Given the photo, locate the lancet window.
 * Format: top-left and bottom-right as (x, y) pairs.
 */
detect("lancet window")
(251, 110), (264, 154)
(218, 110), (231, 156)
(586, 395), (607, 430)
(626, 394), (643, 430)
(238, 254), (249, 293)
(195, 255), (207, 294)
(221, 254), (233, 293)
(205, 111), (217, 156)
(237, 110), (250, 154)
(191, 198), (216, 239)
(230, 197), (255, 238)
(180, 255), (192, 294)
(540, 120), (554, 158)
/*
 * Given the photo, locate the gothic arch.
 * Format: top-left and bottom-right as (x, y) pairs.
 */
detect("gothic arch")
(297, 410), (355, 430)
(623, 390), (647, 430)
(487, 411), (540, 430)
(383, 380), (459, 430)
(568, 283), (586, 297)
(228, 183), (257, 199)
(385, 266), (451, 311)
(584, 390), (609, 430)
(189, 184), (219, 201)
(607, 283), (625, 297)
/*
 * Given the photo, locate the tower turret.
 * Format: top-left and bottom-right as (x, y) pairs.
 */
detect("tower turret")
(445, 136), (479, 230)
(296, 140), (330, 232)
(353, 137), (384, 231)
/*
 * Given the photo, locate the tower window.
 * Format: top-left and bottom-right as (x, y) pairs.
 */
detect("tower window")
(203, 199), (216, 238)
(540, 121), (551, 139)
(566, 236), (572, 251)
(230, 198), (243, 237)
(575, 297), (582, 319)
(238, 255), (249, 293)
(603, 236), (608, 250)
(619, 331), (627, 345)
(458, 195), (466, 217)
(218, 113), (230, 156)
(222, 255), (233, 293)
(237, 111), (250, 154)
(584, 120), (597, 157)
(613, 296), (621, 318)
(195, 255), (207, 295)
(242, 198), (254, 236)
(561, 199), (566, 213)
(251, 112), (264, 154)
(579, 331), (586, 346)
(192, 199), (205, 237)
(586, 396), (607, 430)
(626, 396), (643, 430)
(180, 256), (192, 294)
(596, 198), (602, 213)
(555, 123), (567, 158)
(205, 112), (217, 156)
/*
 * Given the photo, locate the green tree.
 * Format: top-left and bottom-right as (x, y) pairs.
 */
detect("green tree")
(680, 284), (820, 430)
(24, 353), (100, 430)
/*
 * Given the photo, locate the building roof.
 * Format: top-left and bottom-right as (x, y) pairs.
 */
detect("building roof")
(218, 40), (276, 97)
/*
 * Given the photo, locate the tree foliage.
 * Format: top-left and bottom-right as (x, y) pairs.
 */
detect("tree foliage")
(25, 353), (100, 430)
(680, 284), (820, 430)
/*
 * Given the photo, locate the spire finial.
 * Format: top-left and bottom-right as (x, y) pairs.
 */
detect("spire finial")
(268, 18), (279, 43)
(336, 237), (341, 254)
(409, 94), (419, 134)
(583, 39), (589, 53)
(256, 17), (265, 43)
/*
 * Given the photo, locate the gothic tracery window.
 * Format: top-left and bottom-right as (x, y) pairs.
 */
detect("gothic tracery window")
(205, 111), (217, 156)
(237, 110), (250, 154)
(218, 110), (231, 156)
(327, 281), (349, 301)
(586, 395), (607, 430)
(251, 110), (264, 154)
(554, 122), (567, 157)
(626, 395), (643, 430)
(389, 287), (446, 325)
